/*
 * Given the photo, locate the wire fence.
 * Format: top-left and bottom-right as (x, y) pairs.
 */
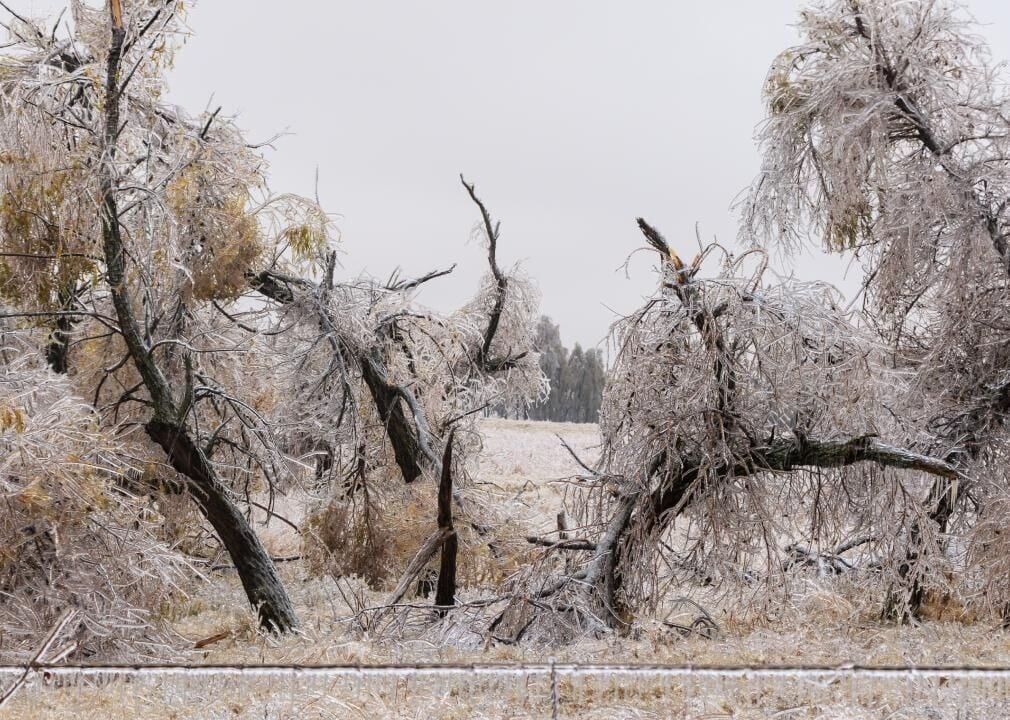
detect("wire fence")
(6, 660), (1010, 718)
(9, 659), (1010, 678)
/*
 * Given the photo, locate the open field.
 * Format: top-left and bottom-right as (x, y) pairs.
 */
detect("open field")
(7, 1), (1010, 717)
(8, 663), (1010, 719)
(6, 419), (1010, 719)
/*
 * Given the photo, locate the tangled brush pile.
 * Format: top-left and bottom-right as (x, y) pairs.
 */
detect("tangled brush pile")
(0, 336), (190, 661)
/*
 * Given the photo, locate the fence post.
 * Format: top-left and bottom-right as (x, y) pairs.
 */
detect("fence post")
(549, 656), (559, 720)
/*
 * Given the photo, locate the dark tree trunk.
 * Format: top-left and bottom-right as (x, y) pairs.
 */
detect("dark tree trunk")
(146, 420), (298, 633)
(45, 315), (73, 374)
(434, 430), (457, 612)
(360, 355), (423, 483)
(435, 533), (458, 613)
(314, 442), (334, 484)
(882, 476), (956, 622)
(602, 451), (693, 627)
(45, 286), (78, 375)
(97, 5), (296, 633)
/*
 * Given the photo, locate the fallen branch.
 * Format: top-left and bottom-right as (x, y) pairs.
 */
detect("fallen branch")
(662, 616), (720, 640)
(782, 544), (854, 575)
(194, 631), (230, 649)
(525, 535), (597, 551)
(832, 535), (875, 555)
(662, 597), (721, 640)
(385, 528), (451, 607)
(782, 535), (878, 576)
(0, 609), (78, 709)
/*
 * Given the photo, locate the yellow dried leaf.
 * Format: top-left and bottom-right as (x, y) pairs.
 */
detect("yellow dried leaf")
(0, 405), (25, 433)
(16, 479), (51, 513)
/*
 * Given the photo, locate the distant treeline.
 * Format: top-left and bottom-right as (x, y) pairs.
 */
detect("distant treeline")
(519, 316), (605, 423)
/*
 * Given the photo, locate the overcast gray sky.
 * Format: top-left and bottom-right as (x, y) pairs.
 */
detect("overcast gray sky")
(24, 1), (1010, 348)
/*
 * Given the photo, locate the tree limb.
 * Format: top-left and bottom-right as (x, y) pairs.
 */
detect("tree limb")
(460, 175), (521, 372)
(435, 429), (458, 612)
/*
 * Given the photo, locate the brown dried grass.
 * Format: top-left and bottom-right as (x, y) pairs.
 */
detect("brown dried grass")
(8, 420), (1010, 719)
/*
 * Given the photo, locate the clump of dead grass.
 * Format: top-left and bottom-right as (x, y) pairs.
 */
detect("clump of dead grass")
(302, 494), (395, 588)
(302, 467), (536, 595)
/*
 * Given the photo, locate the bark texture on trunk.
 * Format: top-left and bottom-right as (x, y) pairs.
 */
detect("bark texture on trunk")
(45, 287), (76, 374)
(146, 421), (298, 632)
(434, 430), (458, 612)
(98, 2), (296, 632)
(360, 355), (422, 483)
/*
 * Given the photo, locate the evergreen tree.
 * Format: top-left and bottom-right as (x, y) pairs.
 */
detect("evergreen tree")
(529, 316), (568, 421)
(526, 317), (605, 423)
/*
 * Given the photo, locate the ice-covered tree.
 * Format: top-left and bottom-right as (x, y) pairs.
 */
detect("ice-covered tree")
(0, 0), (545, 635)
(743, 0), (1010, 618)
(508, 0), (1010, 638)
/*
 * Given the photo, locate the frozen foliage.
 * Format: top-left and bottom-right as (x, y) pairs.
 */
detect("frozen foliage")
(0, 334), (189, 661)
(742, 0), (1010, 616)
(0, 0), (545, 640)
(0, 0), (322, 502)
(267, 253), (546, 486)
(514, 0), (1010, 635)
(268, 182), (548, 591)
(742, 0), (1010, 462)
(7, 0), (1010, 684)
(506, 226), (954, 643)
(597, 250), (893, 597)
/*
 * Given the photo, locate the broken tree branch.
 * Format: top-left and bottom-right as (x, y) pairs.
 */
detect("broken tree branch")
(460, 175), (522, 372)
(526, 535), (597, 551)
(435, 429), (458, 612)
(0, 609), (78, 709)
(385, 528), (451, 607)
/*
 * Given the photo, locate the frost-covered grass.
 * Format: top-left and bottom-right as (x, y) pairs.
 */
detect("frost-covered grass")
(8, 420), (1010, 718)
(11, 668), (1010, 719)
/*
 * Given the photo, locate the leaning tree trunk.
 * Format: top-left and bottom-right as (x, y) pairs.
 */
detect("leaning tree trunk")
(247, 269), (430, 485)
(146, 421), (297, 632)
(99, 0), (296, 632)
(595, 437), (958, 629)
(248, 178), (519, 487)
(360, 354), (423, 483)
